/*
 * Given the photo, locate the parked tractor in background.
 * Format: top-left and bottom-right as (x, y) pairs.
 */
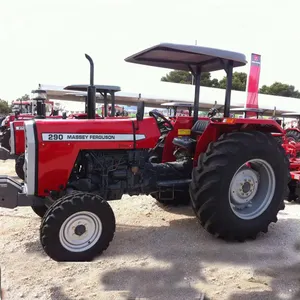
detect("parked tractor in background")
(0, 44), (289, 262)
(281, 112), (300, 143)
(0, 98), (60, 153)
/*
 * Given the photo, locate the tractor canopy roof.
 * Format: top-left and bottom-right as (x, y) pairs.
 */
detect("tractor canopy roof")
(64, 85), (121, 93)
(161, 102), (193, 107)
(281, 112), (300, 118)
(230, 107), (265, 114)
(125, 43), (247, 73)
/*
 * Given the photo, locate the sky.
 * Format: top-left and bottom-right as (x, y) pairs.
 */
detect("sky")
(0, 0), (299, 103)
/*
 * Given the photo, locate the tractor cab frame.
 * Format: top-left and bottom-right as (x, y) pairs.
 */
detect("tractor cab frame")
(125, 43), (247, 122)
(230, 107), (265, 119)
(64, 84), (121, 118)
(161, 102), (193, 117)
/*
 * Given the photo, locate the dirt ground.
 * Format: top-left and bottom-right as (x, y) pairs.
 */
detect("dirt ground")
(1, 160), (300, 300)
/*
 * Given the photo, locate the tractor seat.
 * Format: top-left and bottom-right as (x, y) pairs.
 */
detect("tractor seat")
(172, 136), (196, 151)
(172, 120), (210, 151)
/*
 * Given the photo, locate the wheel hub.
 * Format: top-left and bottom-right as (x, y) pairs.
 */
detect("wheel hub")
(59, 211), (102, 252)
(74, 224), (86, 236)
(228, 159), (276, 220)
(230, 168), (259, 205)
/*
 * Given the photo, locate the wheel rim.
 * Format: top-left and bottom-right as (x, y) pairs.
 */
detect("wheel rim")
(228, 159), (276, 220)
(59, 211), (102, 252)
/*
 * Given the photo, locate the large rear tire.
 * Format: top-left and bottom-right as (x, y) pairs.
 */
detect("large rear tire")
(40, 192), (115, 261)
(15, 153), (25, 180)
(273, 135), (283, 145)
(189, 131), (289, 242)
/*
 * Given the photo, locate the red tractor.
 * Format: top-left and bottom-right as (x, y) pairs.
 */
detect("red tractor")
(280, 112), (300, 142)
(0, 45), (289, 262)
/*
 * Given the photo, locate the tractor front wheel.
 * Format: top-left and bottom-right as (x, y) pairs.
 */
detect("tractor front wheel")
(15, 153), (25, 180)
(40, 192), (115, 261)
(190, 131), (289, 242)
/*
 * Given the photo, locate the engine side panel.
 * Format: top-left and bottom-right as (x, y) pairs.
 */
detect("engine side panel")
(193, 118), (285, 166)
(34, 118), (160, 196)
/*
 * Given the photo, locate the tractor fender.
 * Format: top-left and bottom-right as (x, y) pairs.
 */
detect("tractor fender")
(193, 118), (284, 165)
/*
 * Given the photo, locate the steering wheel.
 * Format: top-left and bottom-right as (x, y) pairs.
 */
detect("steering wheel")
(149, 110), (174, 133)
(207, 107), (219, 118)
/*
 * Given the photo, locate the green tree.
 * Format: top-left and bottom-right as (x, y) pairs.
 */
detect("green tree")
(161, 70), (193, 84)
(218, 72), (247, 91)
(16, 94), (30, 102)
(0, 99), (12, 115)
(161, 70), (220, 87)
(259, 82), (300, 98)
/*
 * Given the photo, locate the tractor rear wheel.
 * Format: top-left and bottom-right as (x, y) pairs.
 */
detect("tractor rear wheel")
(190, 131), (289, 242)
(40, 192), (115, 261)
(15, 153), (25, 180)
(273, 136), (283, 145)
(286, 130), (300, 143)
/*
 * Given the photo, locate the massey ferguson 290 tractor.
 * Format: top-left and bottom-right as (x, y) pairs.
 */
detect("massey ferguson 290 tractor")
(0, 43), (289, 262)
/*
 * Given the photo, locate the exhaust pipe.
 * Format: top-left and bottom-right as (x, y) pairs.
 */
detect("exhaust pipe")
(85, 54), (96, 119)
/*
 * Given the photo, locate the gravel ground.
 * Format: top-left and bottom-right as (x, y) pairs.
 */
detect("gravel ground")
(1, 159), (300, 300)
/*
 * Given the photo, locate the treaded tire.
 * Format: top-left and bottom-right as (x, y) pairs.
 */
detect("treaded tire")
(40, 192), (115, 262)
(273, 136), (283, 145)
(15, 153), (25, 180)
(1, 129), (11, 151)
(31, 205), (48, 218)
(285, 130), (300, 143)
(152, 190), (190, 206)
(189, 131), (290, 242)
